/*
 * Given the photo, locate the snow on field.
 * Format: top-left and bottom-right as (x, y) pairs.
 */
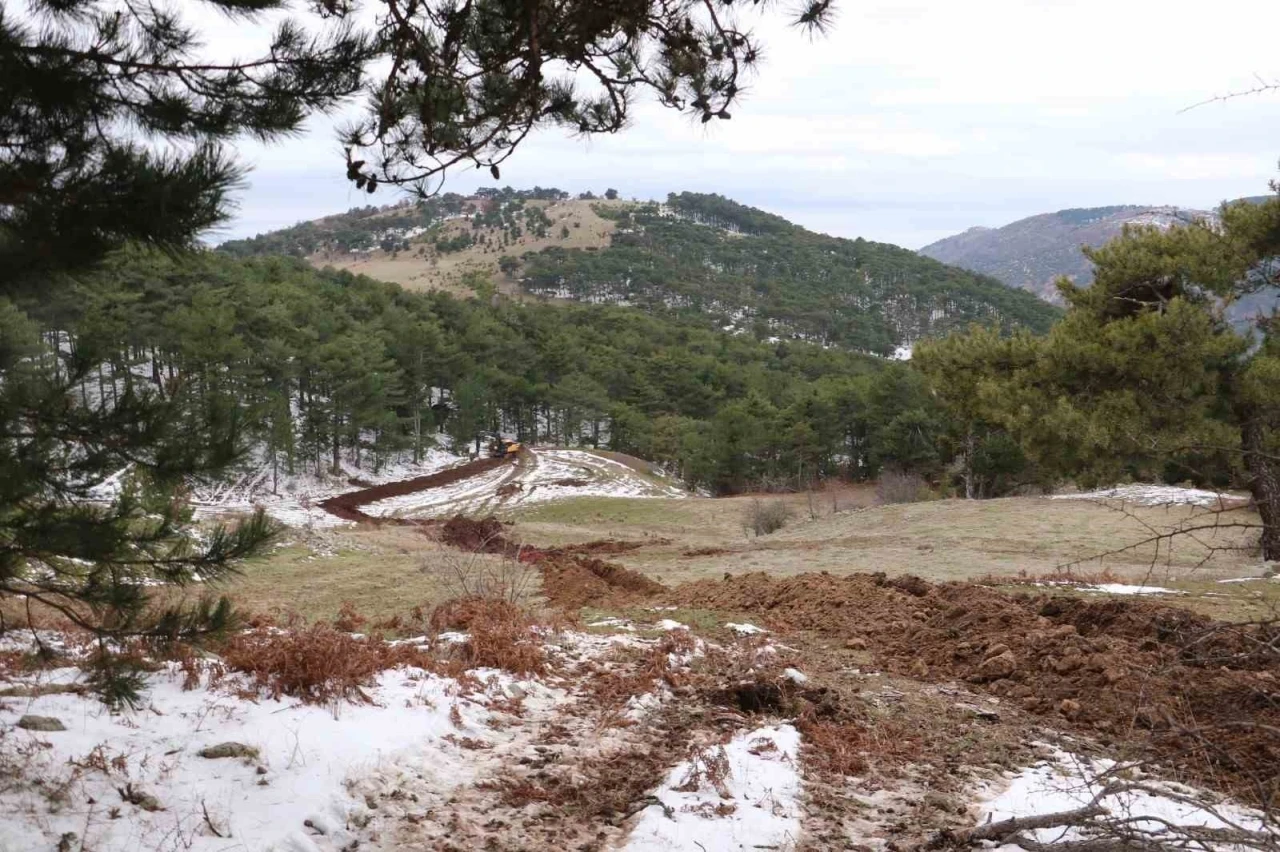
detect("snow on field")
(976, 746), (1274, 851)
(1, 626), (669, 852)
(1050, 484), (1237, 507)
(191, 447), (465, 528)
(364, 448), (685, 519)
(725, 622), (766, 635)
(0, 659), (525, 852)
(512, 449), (686, 505)
(1081, 583), (1182, 596)
(361, 458), (516, 518)
(622, 724), (802, 852)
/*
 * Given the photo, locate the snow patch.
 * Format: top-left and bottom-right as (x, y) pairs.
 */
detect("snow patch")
(1080, 583), (1182, 596)
(1051, 484), (1236, 507)
(725, 622), (766, 635)
(0, 662), (501, 852)
(977, 747), (1274, 851)
(622, 725), (802, 852)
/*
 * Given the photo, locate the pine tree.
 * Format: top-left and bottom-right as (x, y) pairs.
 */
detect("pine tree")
(1, 0), (849, 704)
(0, 0), (372, 703)
(925, 192), (1280, 558)
(341, 0), (838, 192)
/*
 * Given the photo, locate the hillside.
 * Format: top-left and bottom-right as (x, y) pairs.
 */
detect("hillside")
(919, 201), (1280, 323)
(220, 190), (1061, 355)
(918, 205), (1210, 303)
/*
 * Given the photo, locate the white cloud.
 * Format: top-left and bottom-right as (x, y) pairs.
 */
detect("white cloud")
(205, 0), (1280, 247)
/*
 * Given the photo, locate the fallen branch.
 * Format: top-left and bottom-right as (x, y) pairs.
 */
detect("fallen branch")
(202, 799), (224, 838)
(926, 804), (1105, 848)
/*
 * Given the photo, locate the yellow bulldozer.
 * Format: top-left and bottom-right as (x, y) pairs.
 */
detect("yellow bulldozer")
(487, 436), (523, 458)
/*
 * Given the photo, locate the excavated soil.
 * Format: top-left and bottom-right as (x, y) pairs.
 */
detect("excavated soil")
(320, 457), (510, 522)
(538, 555), (666, 609)
(430, 516), (1278, 802)
(672, 571), (1280, 803)
(437, 516), (666, 609)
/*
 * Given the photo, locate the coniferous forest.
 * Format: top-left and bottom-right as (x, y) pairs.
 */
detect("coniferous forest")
(17, 246), (954, 495)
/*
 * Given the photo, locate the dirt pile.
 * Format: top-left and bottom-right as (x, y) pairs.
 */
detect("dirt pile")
(540, 555), (666, 609)
(439, 516), (511, 553)
(674, 571), (1280, 802)
(437, 515), (666, 609)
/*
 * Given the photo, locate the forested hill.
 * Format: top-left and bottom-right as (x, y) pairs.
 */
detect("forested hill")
(218, 189), (1061, 355)
(28, 249), (951, 495)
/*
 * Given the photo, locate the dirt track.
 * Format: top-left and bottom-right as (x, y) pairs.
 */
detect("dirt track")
(316, 447), (683, 523)
(319, 456), (511, 522)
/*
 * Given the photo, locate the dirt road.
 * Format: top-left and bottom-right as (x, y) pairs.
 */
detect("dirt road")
(319, 447), (683, 522)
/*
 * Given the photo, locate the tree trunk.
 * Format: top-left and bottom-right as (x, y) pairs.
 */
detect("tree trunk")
(962, 428), (975, 500)
(1242, 417), (1280, 561)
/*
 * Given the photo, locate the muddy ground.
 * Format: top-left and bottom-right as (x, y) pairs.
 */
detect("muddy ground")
(428, 517), (1279, 815)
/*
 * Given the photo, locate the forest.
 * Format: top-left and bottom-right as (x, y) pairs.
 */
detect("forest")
(520, 192), (1061, 353)
(16, 248), (965, 495)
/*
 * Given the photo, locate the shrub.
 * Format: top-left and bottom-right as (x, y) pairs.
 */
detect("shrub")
(430, 597), (544, 675)
(742, 498), (789, 537)
(875, 471), (928, 505)
(222, 625), (425, 704)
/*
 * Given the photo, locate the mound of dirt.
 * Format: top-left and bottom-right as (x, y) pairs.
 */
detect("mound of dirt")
(682, 547), (734, 558)
(435, 515), (666, 609)
(439, 516), (511, 554)
(673, 571), (1280, 802)
(540, 555), (667, 610)
(549, 478), (590, 488)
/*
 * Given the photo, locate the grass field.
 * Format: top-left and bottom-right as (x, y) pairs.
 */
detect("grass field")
(221, 490), (1276, 625)
(305, 198), (624, 295)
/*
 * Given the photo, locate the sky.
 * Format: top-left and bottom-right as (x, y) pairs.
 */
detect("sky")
(206, 0), (1280, 250)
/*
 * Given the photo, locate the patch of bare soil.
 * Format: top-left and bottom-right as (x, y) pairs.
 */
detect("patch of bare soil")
(549, 477), (590, 488)
(439, 515), (511, 553)
(672, 571), (1280, 805)
(682, 546), (735, 557)
(437, 515), (666, 608)
(539, 555), (666, 609)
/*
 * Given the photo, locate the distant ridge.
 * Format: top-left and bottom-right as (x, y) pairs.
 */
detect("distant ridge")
(918, 200), (1279, 325)
(219, 189), (1062, 356)
(919, 205), (1209, 304)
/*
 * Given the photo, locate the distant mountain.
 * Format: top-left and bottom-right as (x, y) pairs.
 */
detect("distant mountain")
(219, 190), (1061, 356)
(919, 202), (1279, 324)
(919, 205), (1213, 304)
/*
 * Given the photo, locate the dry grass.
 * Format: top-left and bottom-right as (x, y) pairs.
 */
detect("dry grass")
(222, 525), (521, 625)
(512, 493), (1263, 590)
(220, 625), (428, 704)
(429, 597), (546, 676)
(307, 199), (620, 295)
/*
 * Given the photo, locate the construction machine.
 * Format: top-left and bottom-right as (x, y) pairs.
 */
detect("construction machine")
(487, 436), (523, 458)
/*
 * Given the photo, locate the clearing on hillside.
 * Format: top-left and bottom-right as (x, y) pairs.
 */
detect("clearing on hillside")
(308, 198), (623, 295)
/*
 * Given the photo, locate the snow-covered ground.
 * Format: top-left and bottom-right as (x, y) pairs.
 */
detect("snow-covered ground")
(0, 655), (528, 852)
(363, 448), (685, 520)
(190, 448), (466, 528)
(1081, 583), (1182, 596)
(0, 622), (781, 852)
(622, 725), (803, 852)
(1050, 484), (1239, 508)
(976, 746), (1275, 851)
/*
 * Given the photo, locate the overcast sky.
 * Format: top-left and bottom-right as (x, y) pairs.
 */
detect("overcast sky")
(211, 0), (1280, 250)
